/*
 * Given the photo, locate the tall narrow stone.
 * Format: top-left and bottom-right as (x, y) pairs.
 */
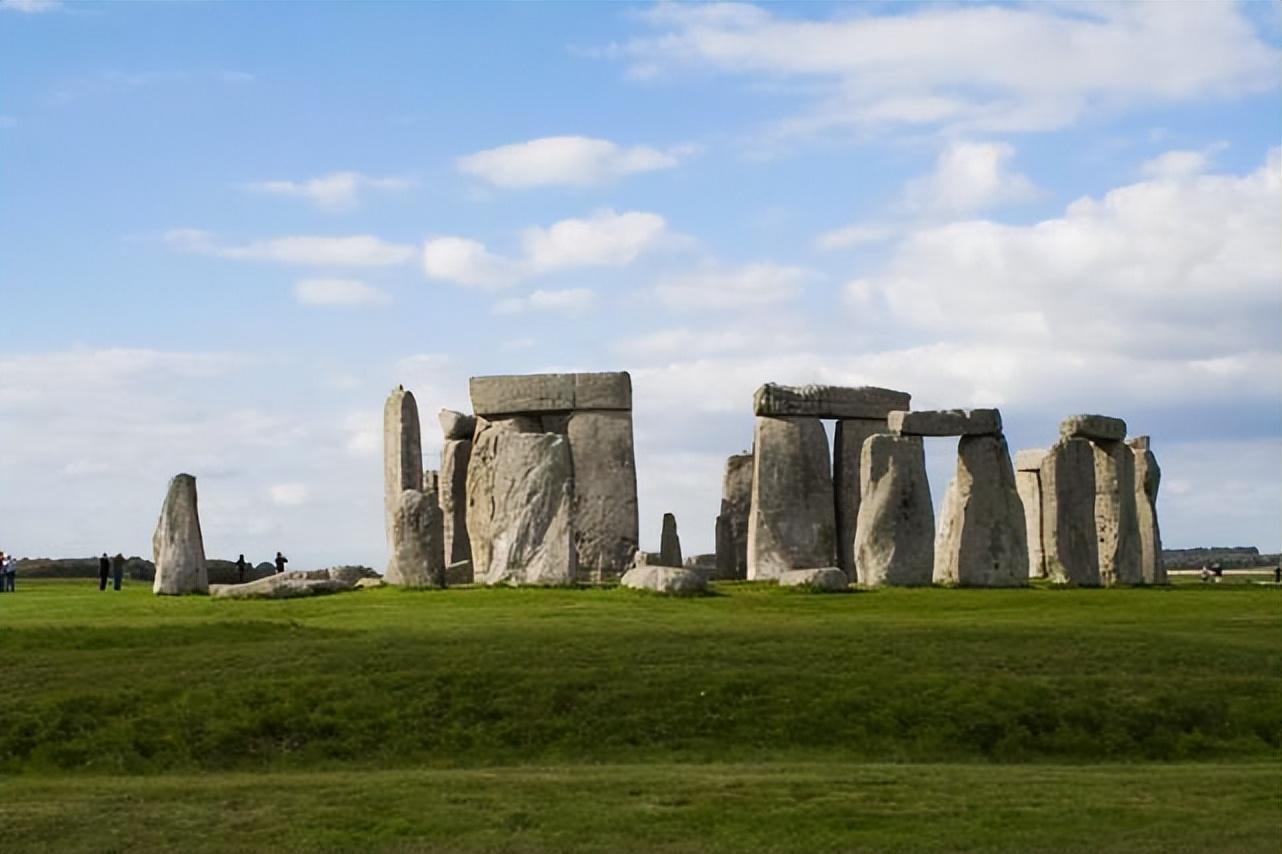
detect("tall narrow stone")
(714, 453), (753, 580)
(659, 513), (682, 566)
(853, 435), (934, 586)
(932, 435), (1029, 587)
(1130, 437), (1166, 585)
(386, 488), (445, 588)
(440, 438), (473, 566)
(152, 473), (208, 595)
(383, 386), (423, 549)
(747, 416), (836, 580)
(1093, 439), (1143, 586)
(1014, 450), (1047, 579)
(566, 410), (638, 580)
(833, 419), (886, 582)
(1040, 437), (1100, 585)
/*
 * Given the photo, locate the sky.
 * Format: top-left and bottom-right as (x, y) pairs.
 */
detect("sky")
(1, 1), (1279, 568)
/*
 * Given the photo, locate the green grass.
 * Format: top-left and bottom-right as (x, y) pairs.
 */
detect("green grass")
(1, 579), (1279, 851)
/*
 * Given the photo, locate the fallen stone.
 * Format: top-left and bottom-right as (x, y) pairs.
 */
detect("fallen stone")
(833, 419), (887, 581)
(853, 435), (934, 587)
(1060, 414), (1127, 442)
(753, 383), (911, 420)
(620, 564), (706, 596)
(1040, 437), (1100, 585)
(747, 416), (837, 580)
(778, 567), (849, 592)
(1130, 438), (1166, 584)
(152, 473), (209, 595)
(440, 438), (473, 566)
(1015, 465), (1046, 578)
(386, 489), (446, 587)
(438, 408), (477, 440)
(384, 386), (423, 549)
(355, 577), (386, 589)
(659, 512), (682, 567)
(714, 453), (753, 580)
(1015, 449), (1048, 472)
(932, 435), (1029, 587)
(1093, 440), (1143, 585)
(210, 567), (376, 600)
(566, 410), (638, 581)
(888, 408), (1002, 437)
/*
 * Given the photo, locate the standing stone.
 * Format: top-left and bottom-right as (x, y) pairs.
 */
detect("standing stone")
(1014, 450), (1047, 579)
(853, 435), (934, 586)
(1093, 440), (1143, 586)
(933, 435), (1029, 587)
(565, 410), (638, 581)
(385, 489), (445, 588)
(747, 416), (836, 580)
(833, 419), (886, 582)
(659, 513), (682, 566)
(1130, 437), (1166, 585)
(1040, 437), (1100, 585)
(152, 473), (208, 595)
(440, 438), (473, 566)
(466, 423), (576, 585)
(423, 469), (440, 494)
(714, 453), (753, 580)
(383, 386), (423, 549)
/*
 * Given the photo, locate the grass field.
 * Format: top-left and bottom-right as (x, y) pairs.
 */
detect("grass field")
(2, 578), (1279, 852)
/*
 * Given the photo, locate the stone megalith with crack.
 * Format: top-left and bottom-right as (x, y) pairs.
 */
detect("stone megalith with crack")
(386, 488), (445, 587)
(933, 435), (1029, 587)
(1040, 437), (1100, 585)
(853, 435), (934, 586)
(1129, 437), (1165, 584)
(714, 453), (753, 580)
(747, 416), (836, 580)
(152, 473), (208, 595)
(1093, 439), (1143, 586)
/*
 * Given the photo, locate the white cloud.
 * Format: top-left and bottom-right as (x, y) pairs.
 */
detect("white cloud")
(458, 136), (688, 188)
(814, 223), (895, 251)
(269, 483), (310, 506)
(609, 3), (1280, 136)
(493, 288), (596, 316)
(245, 171), (413, 212)
(422, 236), (520, 288)
(902, 141), (1038, 217)
(166, 230), (416, 268)
(653, 262), (811, 311)
(0, 0), (60, 12)
(294, 278), (390, 307)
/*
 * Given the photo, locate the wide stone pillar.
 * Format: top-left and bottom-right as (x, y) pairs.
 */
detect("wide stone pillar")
(932, 435), (1029, 587)
(1129, 436), (1165, 584)
(566, 410), (638, 581)
(1040, 437), (1100, 585)
(383, 386), (423, 549)
(1093, 439), (1143, 585)
(152, 473), (209, 595)
(833, 419), (886, 582)
(386, 488), (445, 587)
(714, 453), (753, 580)
(747, 416), (836, 580)
(1014, 450), (1047, 579)
(853, 435), (934, 586)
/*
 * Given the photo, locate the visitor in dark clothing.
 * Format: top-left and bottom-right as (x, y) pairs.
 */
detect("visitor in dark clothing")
(236, 554), (247, 583)
(275, 551), (288, 574)
(111, 553), (125, 591)
(98, 553), (110, 591)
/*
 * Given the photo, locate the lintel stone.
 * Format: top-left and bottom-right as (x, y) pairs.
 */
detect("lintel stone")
(1060, 414), (1127, 442)
(470, 371), (631, 416)
(753, 383), (910, 420)
(888, 408), (1001, 437)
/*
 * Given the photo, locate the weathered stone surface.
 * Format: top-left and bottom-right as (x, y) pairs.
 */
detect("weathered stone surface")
(888, 409), (1001, 437)
(384, 386), (423, 549)
(620, 564), (706, 596)
(714, 453), (753, 580)
(1060, 414), (1127, 442)
(386, 489), (445, 587)
(747, 417), (836, 580)
(440, 438), (472, 566)
(853, 435), (934, 587)
(933, 435), (1029, 587)
(469, 371), (631, 416)
(1128, 435), (1151, 451)
(1015, 467), (1046, 578)
(355, 577), (385, 589)
(659, 513), (682, 567)
(445, 559), (474, 586)
(466, 425), (576, 585)
(573, 371), (632, 411)
(152, 473), (208, 595)
(1040, 437), (1100, 585)
(210, 567), (377, 600)
(565, 410), (638, 580)
(1131, 440), (1166, 585)
(423, 469), (440, 494)
(753, 383), (911, 420)
(1093, 440), (1143, 586)
(778, 567), (849, 592)
(833, 419), (886, 582)
(684, 554), (717, 576)
(438, 408), (476, 440)
(1015, 449), (1047, 472)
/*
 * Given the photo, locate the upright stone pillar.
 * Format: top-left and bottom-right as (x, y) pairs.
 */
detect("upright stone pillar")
(932, 435), (1029, 587)
(853, 435), (934, 586)
(152, 473), (208, 595)
(386, 488), (445, 587)
(833, 419), (886, 582)
(1093, 440), (1143, 585)
(1040, 437), (1100, 585)
(1129, 436), (1165, 584)
(659, 513), (682, 566)
(438, 409), (475, 567)
(566, 409), (638, 581)
(1014, 450), (1047, 579)
(384, 386), (423, 550)
(747, 416), (836, 580)
(714, 453), (753, 580)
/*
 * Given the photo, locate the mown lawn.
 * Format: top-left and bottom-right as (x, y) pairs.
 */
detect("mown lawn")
(1, 579), (1279, 851)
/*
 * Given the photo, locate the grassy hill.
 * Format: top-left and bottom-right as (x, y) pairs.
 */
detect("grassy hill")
(1, 579), (1278, 852)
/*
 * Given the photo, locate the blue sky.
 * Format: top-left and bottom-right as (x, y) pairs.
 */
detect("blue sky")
(2, 1), (1279, 567)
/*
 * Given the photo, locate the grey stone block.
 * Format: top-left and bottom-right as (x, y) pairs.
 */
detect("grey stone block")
(1015, 449), (1048, 472)
(1060, 414), (1127, 442)
(574, 371), (631, 411)
(834, 419), (888, 581)
(152, 473), (208, 596)
(470, 373), (575, 416)
(753, 383), (911, 420)
(888, 408), (1002, 437)
(747, 416), (836, 580)
(1041, 437), (1100, 585)
(932, 435), (1028, 587)
(853, 435), (934, 587)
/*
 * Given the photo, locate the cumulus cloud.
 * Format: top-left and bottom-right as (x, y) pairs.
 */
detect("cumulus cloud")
(814, 223), (895, 251)
(245, 171), (413, 212)
(294, 278), (390, 306)
(902, 141), (1038, 217)
(493, 288), (596, 316)
(166, 230), (416, 267)
(458, 135), (691, 188)
(653, 262), (811, 311)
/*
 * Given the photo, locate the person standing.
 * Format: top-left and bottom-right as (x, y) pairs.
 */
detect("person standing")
(236, 554), (247, 584)
(0, 551), (7, 594)
(4, 553), (14, 592)
(274, 551), (288, 574)
(98, 553), (110, 591)
(111, 553), (125, 591)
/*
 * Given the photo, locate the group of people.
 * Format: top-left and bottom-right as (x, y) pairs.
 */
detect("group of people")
(0, 550), (292, 593)
(98, 553), (127, 591)
(0, 552), (16, 592)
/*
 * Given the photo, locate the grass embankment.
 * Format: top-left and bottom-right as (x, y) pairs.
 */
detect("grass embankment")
(1, 579), (1279, 852)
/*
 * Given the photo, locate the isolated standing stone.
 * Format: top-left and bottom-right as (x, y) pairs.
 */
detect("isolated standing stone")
(1130, 437), (1166, 584)
(659, 512), (682, 566)
(466, 423), (576, 585)
(566, 410), (638, 580)
(833, 419), (886, 582)
(714, 453), (753, 580)
(747, 416), (836, 580)
(1014, 449), (1047, 579)
(1040, 437), (1100, 585)
(932, 435), (1029, 587)
(853, 435), (934, 586)
(1093, 440), (1143, 585)
(386, 488), (445, 587)
(152, 473), (208, 595)
(440, 438), (473, 566)
(384, 386), (423, 549)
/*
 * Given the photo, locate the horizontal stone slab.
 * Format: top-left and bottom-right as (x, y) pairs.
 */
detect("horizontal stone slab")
(1015, 449), (1048, 472)
(1060, 414), (1127, 442)
(887, 408), (1001, 437)
(470, 372), (631, 416)
(1127, 435), (1151, 451)
(753, 383), (910, 420)
(438, 409), (476, 440)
